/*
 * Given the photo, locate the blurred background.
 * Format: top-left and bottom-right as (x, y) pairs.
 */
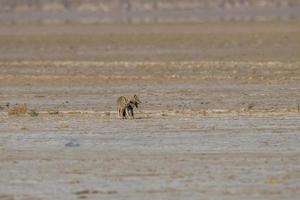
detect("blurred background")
(0, 0), (300, 24)
(1, 0), (300, 62)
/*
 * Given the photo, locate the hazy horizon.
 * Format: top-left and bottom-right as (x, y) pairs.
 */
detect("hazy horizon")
(1, 0), (300, 24)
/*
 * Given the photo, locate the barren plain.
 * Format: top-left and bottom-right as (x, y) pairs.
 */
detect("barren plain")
(0, 22), (300, 200)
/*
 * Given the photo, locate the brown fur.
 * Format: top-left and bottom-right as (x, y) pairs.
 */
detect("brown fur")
(117, 96), (128, 119)
(116, 95), (141, 119)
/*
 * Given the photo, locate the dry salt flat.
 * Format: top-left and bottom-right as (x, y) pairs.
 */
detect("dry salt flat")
(0, 22), (300, 200)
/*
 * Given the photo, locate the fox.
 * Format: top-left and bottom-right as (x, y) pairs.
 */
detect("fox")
(117, 94), (141, 119)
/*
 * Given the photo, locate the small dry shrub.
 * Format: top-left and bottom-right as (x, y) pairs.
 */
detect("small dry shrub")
(28, 110), (39, 117)
(48, 111), (59, 115)
(8, 104), (28, 115)
(247, 103), (255, 110)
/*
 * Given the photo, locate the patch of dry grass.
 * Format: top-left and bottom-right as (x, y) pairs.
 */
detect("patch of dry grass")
(7, 104), (28, 115)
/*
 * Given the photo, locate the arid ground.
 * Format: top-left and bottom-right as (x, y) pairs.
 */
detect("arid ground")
(0, 22), (300, 200)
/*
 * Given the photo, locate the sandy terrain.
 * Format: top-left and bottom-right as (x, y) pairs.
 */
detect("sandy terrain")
(0, 22), (299, 200)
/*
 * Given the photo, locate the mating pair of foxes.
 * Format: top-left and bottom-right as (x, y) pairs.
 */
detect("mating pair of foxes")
(116, 94), (142, 119)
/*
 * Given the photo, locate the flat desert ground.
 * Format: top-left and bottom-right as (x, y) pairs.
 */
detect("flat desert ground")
(0, 22), (300, 200)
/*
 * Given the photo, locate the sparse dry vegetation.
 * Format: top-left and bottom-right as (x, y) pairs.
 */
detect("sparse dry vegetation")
(28, 110), (39, 117)
(7, 104), (28, 115)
